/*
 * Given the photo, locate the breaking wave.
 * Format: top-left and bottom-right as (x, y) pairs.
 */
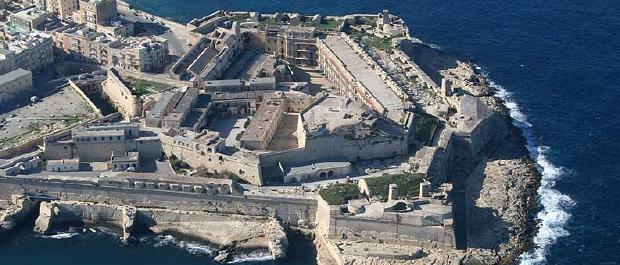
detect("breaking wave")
(151, 235), (215, 256)
(41, 232), (78, 240)
(479, 67), (574, 264)
(227, 250), (274, 264)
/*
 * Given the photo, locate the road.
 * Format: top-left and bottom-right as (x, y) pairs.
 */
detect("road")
(118, 6), (190, 56)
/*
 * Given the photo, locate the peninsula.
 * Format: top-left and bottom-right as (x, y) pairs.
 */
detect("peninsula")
(0, 1), (541, 264)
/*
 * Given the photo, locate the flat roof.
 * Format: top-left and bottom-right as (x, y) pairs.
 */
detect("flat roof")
(74, 129), (125, 138)
(323, 35), (404, 122)
(0, 68), (31, 84)
(205, 79), (243, 87)
(241, 100), (284, 143)
(284, 161), (351, 176)
(171, 88), (198, 113)
(47, 158), (80, 166)
(148, 91), (176, 118)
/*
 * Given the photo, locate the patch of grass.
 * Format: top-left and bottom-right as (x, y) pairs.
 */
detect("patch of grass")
(304, 20), (342, 31)
(348, 28), (394, 51)
(63, 116), (86, 127)
(170, 155), (191, 173)
(193, 167), (249, 184)
(319, 183), (362, 205)
(414, 112), (439, 144)
(364, 173), (425, 202)
(126, 78), (168, 96)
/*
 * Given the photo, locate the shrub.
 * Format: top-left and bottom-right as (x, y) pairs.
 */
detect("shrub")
(319, 183), (362, 205)
(364, 173), (425, 201)
(414, 112), (439, 144)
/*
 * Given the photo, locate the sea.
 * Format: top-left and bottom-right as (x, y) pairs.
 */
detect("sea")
(2, 1), (619, 264)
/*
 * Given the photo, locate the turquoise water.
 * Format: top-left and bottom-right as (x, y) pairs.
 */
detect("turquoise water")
(2, 1), (619, 264)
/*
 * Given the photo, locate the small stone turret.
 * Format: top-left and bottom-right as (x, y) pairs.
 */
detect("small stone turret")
(419, 181), (431, 199)
(388, 184), (399, 202)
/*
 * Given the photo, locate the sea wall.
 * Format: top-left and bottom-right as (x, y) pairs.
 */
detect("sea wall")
(0, 176), (316, 227)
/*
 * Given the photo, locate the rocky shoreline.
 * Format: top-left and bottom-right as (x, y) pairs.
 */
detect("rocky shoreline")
(1, 199), (289, 264)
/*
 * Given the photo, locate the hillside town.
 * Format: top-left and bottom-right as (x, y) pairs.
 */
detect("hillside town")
(0, 1), (541, 265)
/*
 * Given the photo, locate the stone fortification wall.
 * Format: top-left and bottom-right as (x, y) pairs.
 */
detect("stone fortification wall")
(102, 69), (142, 118)
(314, 197), (455, 249)
(0, 176), (316, 226)
(259, 134), (407, 168)
(455, 113), (507, 156)
(159, 134), (263, 186)
(68, 80), (103, 116)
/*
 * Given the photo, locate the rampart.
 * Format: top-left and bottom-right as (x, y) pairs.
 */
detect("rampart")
(0, 176), (316, 226)
(101, 69), (143, 118)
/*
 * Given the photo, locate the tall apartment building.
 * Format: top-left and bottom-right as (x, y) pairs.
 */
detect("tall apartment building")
(75, 0), (118, 29)
(53, 26), (168, 72)
(45, 0), (79, 20)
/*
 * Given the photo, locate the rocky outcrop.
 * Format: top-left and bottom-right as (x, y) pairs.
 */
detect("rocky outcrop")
(0, 196), (34, 234)
(30, 200), (288, 263)
(144, 209), (288, 262)
(33, 201), (57, 234)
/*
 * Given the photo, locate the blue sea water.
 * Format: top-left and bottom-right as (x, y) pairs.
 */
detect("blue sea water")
(2, 1), (619, 264)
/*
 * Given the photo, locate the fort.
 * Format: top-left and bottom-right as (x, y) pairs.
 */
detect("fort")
(0, 2), (541, 265)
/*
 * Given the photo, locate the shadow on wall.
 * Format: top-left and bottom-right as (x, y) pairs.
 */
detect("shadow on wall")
(399, 39), (459, 85)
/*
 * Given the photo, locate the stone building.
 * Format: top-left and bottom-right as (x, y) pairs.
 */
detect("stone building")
(108, 151), (139, 172)
(9, 7), (47, 33)
(74, 0), (117, 30)
(240, 95), (287, 150)
(317, 34), (407, 124)
(0, 31), (54, 74)
(42, 122), (163, 163)
(53, 26), (168, 72)
(45, 0), (79, 20)
(0, 68), (32, 106)
(249, 25), (318, 66)
(46, 158), (80, 172)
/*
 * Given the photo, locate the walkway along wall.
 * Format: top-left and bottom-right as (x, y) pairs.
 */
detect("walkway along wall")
(0, 176), (315, 226)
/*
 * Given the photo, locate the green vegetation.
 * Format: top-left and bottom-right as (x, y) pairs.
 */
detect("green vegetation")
(414, 112), (439, 144)
(126, 77), (168, 96)
(364, 173), (425, 202)
(87, 93), (117, 115)
(304, 20), (342, 31)
(193, 167), (249, 184)
(319, 183), (362, 205)
(170, 155), (191, 173)
(63, 116), (86, 127)
(258, 17), (284, 27)
(349, 28), (394, 52)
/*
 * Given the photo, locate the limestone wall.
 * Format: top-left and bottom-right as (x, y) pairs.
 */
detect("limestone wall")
(160, 134), (263, 186)
(315, 197), (454, 249)
(0, 176), (316, 226)
(102, 69), (142, 118)
(259, 134), (407, 168)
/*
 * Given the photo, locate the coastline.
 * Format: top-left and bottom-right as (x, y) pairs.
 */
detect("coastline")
(0, 4), (551, 265)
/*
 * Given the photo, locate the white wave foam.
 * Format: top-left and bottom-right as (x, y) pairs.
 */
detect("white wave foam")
(152, 235), (215, 256)
(41, 232), (78, 240)
(478, 66), (574, 264)
(227, 250), (274, 264)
